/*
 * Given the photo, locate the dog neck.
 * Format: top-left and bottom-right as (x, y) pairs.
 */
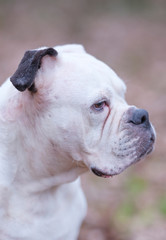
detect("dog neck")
(0, 123), (87, 192)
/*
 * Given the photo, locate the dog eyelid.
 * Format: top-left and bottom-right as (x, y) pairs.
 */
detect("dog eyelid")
(91, 99), (110, 112)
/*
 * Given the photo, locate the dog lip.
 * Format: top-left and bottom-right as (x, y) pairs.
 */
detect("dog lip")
(150, 132), (155, 143)
(138, 140), (154, 159)
(91, 167), (113, 178)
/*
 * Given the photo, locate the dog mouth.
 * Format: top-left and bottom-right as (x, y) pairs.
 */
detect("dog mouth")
(91, 167), (114, 178)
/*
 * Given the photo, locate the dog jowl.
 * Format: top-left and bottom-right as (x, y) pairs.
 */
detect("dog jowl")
(0, 44), (155, 240)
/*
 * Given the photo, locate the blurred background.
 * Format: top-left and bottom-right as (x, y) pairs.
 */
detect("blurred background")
(0, 0), (166, 239)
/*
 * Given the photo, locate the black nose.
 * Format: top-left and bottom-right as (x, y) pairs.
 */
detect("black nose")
(129, 109), (150, 127)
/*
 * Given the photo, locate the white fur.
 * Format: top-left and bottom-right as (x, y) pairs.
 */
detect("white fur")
(0, 44), (155, 239)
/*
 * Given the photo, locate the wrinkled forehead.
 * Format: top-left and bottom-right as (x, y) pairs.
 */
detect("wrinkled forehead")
(50, 50), (126, 101)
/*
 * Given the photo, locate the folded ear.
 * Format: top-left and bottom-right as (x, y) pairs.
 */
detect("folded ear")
(10, 47), (58, 93)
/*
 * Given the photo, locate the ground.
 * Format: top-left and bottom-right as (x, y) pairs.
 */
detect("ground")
(0, 1), (166, 239)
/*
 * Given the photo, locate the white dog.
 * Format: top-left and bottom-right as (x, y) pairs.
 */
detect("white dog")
(0, 44), (155, 240)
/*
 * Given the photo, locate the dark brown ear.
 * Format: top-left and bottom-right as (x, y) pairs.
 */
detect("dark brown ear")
(10, 47), (58, 93)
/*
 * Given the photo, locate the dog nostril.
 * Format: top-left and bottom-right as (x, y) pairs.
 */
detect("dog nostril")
(129, 109), (150, 126)
(141, 115), (146, 124)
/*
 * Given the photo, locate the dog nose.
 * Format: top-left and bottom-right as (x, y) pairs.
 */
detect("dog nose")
(129, 109), (150, 127)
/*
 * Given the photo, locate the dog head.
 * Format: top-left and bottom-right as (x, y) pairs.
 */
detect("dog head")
(10, 44), (155, 178)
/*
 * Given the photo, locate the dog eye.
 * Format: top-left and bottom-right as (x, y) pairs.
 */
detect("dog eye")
(92, 100), (107, 112)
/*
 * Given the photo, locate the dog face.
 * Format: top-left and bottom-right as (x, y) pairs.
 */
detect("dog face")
(10, 44), (155, 178)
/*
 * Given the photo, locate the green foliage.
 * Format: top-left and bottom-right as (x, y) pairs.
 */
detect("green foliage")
(113, 176), (148, 227)
(159, 195), (166, 218)
(125, 175), (147, 197)
(115, 200), (136, 224)
(118, 0), (149, 11)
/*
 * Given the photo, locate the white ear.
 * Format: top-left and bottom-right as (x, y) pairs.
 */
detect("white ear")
(55, 44), (86, 54)
(0, 148), (17, 187)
